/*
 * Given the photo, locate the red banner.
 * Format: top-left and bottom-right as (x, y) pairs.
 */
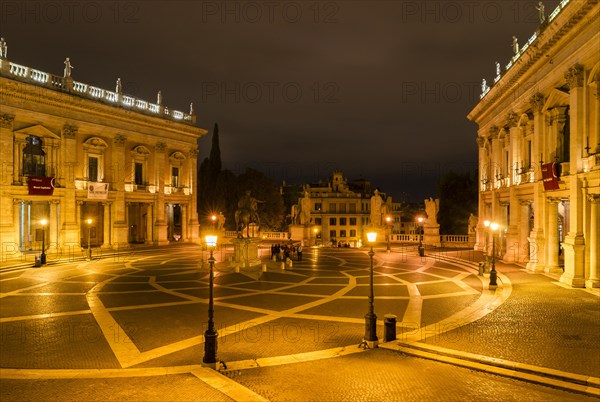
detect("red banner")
(541, 163), (560, 191)
(28, 177), (55, 195)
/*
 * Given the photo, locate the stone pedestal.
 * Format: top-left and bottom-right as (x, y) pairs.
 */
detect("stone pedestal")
(423, 225), (441, 247)
(289, 224), (308, 242)
(232, 237), (261, 268)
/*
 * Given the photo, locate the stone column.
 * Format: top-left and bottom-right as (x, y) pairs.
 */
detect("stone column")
(188, 148), (200, 243)
(519, 200), (531, 263)
(111, 135), (129, 247)
(49, 200), (58, 251)
(145, 203), (153, 245)
(586, 194), (599, 288)
(475, 135), (487, 252)
(503, 188), (519, 263)
(560, 64), (586, 287)
(545, 198), (562, 273)
(0, 115), (17, 259)
(181, 204), (188, 241)
(155, 143), (169, 245)
(102, 202), (112, 248)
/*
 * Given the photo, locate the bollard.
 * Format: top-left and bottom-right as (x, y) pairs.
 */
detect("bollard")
(383, 314), (397, 342)
(280, 262), (285, 270)
(262, 263), (267, 273)
(34, 257), (41, 268)
(478, 261), (485, 276)
(235, 264), (240, 273)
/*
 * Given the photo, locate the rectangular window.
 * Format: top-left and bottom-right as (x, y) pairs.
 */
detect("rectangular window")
(340, 218), (347, 225)
(350, 229), (356, 237)
(314, 218), (322, 225)
(329, 217), (337, 226)
(350, 217), (357, 225)
(329, 203), (336, 213)
(171, 167), (179, 187)
(340, 230), (347, 238)
(134, 162), (143, 185)
(314, 203), (322, 212)
(88, 157), (98, 182)
(329, 230), (336, 239)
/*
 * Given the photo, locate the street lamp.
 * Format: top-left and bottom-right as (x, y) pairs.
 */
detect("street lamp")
(203, 234), (218, 366)
(385, 215), (392, 252)
(489, 222), (499, 288)
(40, 219), (48, 265)
(360, 231), (378, 349)
(211, 214), (217, 229)
(86, 218), (93, 261)
(417, 216), (424, 257)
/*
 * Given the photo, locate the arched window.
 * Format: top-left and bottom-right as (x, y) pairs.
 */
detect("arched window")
(22, 135), (46, 177)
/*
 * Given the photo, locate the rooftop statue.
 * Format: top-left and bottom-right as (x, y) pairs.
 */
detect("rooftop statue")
(0, 37), (7, 59)
(157, 90), (162, 105)
(512, 36), (519, 55)
(116, 78), (122, 94)
(64, 57), (74, 78)
(495, 62), (501, 77)
(536, 1), (546, 24)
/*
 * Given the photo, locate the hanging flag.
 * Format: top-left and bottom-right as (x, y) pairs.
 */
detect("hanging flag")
(28, 177), (55, 195)
(88, 182), (109, 199)
(541, 163), (560, 191)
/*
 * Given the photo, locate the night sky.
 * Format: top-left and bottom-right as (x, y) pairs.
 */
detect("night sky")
(1, 0), (561, 201)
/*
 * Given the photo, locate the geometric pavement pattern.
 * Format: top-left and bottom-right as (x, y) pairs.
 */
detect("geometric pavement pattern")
(0, 245), (488, 370)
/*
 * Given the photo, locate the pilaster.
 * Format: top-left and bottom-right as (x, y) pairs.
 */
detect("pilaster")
(585, 194), (599, 288)
(546, 198), (562, 273)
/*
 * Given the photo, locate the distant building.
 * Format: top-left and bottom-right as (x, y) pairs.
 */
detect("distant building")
(286, 171), (400, 246)
(468, 0), (599, 287)
(0, 44), (207, 261)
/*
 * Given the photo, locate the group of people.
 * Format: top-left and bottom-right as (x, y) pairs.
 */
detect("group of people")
(271, 243), (303, 262)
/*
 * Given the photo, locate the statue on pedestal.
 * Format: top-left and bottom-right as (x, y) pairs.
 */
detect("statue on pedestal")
(468, 213), (478, 235)
(370, 189), (383, 226)
(235, 190), (261, 238)
(299, 188), (311, 225)
(217, 212), (226, 231)
(424, 197), (439, 226)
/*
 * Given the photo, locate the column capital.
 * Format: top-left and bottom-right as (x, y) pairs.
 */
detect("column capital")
(564, 64), (584, 89)
(547, 197), (562, 204)
(587, 194), (600, 203)
(488, 125), (499, 139)
(113, 134), (127, 147)
(0, 113), (15, 129)
(506, 112), (519, 128)
(102, 201), (113, 206)
(519, 200), (532, 206)
(529, 93), (545, 113)
(188, 148), (198, 158)
(62, 124), (78, 138)
(156, 142), (167, 152)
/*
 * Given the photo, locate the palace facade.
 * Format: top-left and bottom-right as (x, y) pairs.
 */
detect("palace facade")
(288, 171), (401, 247)
(0, 44), (207, 262)
(469, 0), (599, 287)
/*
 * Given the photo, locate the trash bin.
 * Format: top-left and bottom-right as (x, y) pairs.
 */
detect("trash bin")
(34, 257), (41, 267)
(418, 246), (425, 257)
(384, 314), (397, 342)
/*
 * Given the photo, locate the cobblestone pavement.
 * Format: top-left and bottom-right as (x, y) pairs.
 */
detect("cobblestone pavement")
(1, 244), (598, 401)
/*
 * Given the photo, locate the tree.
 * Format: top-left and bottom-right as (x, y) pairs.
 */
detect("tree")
(437, 170), (478, 234)
(236, 168), (285, 231)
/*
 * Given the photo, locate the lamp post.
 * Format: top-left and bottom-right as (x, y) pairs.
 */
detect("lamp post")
(385, 215), (392, 252)
(489, 222), (499, 287)
(361, 231), (378, 348)
(40, 219), (48, 265)
(211, 214), (217, 229)
(86, 218), (93, 261)
(203, 234), (218, 366)
(417, 216), (424, 257)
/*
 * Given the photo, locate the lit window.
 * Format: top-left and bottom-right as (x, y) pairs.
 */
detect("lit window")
(22, 136), (46, 177)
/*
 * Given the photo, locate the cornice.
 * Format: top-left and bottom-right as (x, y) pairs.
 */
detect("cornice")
(0, 76), (207, 139)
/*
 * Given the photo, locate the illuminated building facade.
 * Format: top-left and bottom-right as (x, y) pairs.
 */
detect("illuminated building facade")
(469, 0), (599, 287)
(0, 45), (207, 261)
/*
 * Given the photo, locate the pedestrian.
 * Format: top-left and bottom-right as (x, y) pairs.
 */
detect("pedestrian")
(297, 244), (303, 261)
